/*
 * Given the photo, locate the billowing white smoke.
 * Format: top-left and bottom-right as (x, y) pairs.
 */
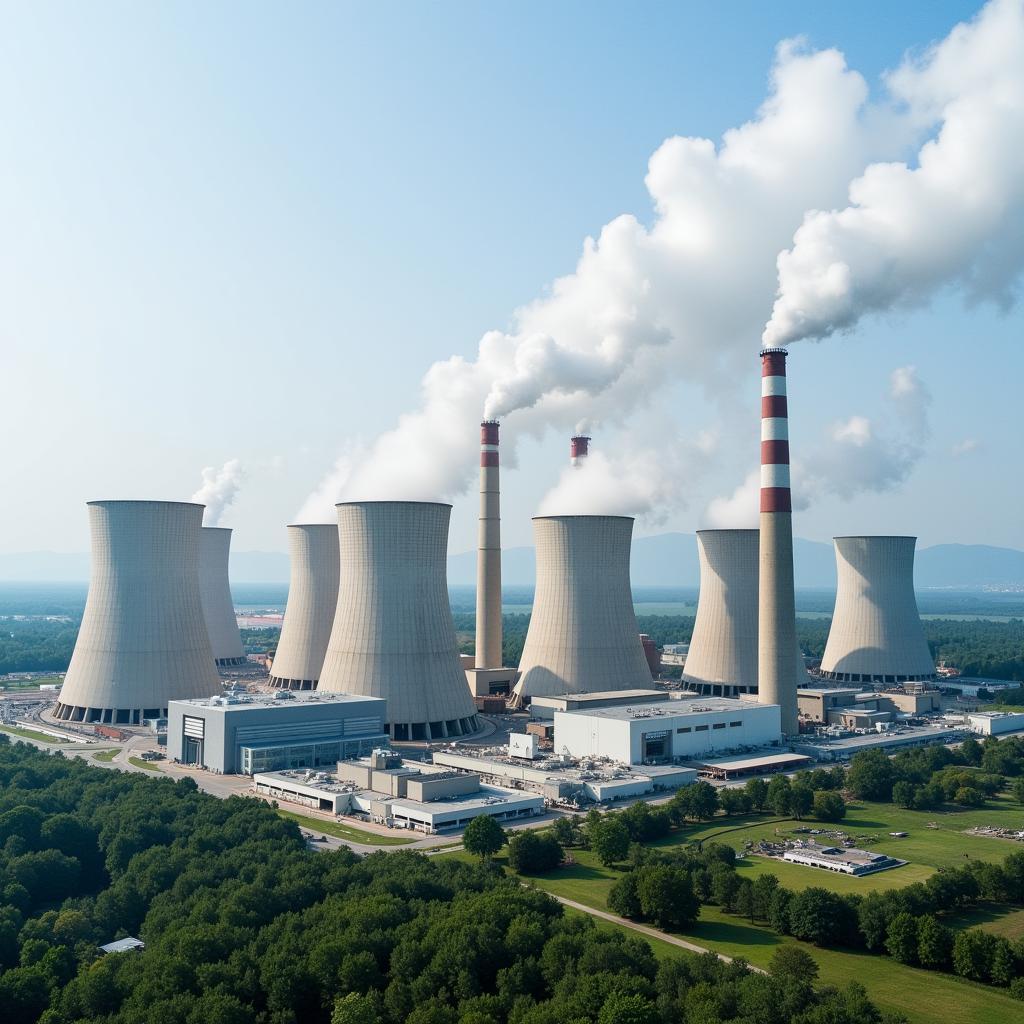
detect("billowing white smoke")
(299, 0), (1023, 522)
(704, 366), (932, 526)
(764, 0), (1024, 346)
(191, 459), (245, 526)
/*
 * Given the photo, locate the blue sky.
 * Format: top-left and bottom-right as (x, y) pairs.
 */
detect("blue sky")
(1, 1), (1019, 556)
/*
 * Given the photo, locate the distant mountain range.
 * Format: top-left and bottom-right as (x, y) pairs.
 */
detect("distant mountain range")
(2, 535), (1023, 590)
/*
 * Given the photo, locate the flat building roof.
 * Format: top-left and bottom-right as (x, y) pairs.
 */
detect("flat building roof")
(560, 696), (778, 722)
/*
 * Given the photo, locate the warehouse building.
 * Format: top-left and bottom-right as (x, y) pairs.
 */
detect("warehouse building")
(798, 686), (942, 725)
(967, 711), (1024, 736)
(528, 688), (669, 720)
(554, 697), (782, 764)
(168, 692), (388, 774)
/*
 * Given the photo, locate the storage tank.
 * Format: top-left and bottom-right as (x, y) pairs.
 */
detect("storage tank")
(54, 501), (221, 724)
(512, 515), (652, 702)
(820, 536), (936, 684)
(684, 529), (805, 697)
(198, 527), (245, 666)
(269, 524), (340, 690)
(316, 501), (480, 740)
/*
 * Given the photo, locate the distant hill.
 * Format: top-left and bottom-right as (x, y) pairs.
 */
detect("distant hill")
(2, 537), (1022, 590)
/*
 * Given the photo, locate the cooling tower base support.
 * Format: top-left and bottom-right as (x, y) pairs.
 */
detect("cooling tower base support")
(215, 657), (247, 668)
(54, 703), (165, 725)
(465, 667), (518, 698)
(268, 676), (318, 691)
(390, 714), (482, 742)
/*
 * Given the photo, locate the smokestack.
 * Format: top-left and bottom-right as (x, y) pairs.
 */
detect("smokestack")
(475, 420), (502, 670)
(758, 347), (799, 734)
(570, 434), (591, 466)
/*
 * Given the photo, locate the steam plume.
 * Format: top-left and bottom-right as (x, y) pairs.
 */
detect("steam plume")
(191, 459), (245, 526)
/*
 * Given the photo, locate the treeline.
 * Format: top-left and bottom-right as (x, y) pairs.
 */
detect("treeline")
(0, 740), (902, 1024)
(0, 619), (80, 676)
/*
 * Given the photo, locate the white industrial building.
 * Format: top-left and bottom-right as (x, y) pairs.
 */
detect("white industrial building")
(967, 711), (1024, 736)
(55, 501), (221, 724)
(820, 536), (936, 685)
(269, 524), (340, 690)
(198, 527), (245, 666)
(167, 691), (388, 774)
(529, 688), (669, 720)
(683, 529), (805, 698)
(554, 696), (782, 764)
(513, 515), (653, 703)
(317, 501), (480, 740)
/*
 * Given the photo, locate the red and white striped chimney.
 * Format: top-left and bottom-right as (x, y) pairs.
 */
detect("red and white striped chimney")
(758, 347), (799, 734)
(570, 434), (591, 467)
(475, 420), (503, 669)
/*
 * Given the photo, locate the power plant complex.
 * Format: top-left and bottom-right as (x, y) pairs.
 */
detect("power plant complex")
(47, 347), (962, 828)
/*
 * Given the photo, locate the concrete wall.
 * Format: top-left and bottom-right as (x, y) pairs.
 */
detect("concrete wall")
(405, 772), (479, 802)
(198, 528), (244, 665)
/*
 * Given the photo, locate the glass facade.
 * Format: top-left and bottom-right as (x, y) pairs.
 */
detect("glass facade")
(240, 735), (383, 775)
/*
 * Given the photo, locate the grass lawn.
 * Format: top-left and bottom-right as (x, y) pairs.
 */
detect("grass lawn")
(947, 904), (1024, 940)
(127, 756), (162, 772)
(277, 810), (414, 846)
(0, 724), (68, 744)
(92, 749), (119, 762)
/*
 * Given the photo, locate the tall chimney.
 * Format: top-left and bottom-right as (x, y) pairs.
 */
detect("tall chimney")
(476, 420), (503, 669)
(758, 347), (799, 734)
(570, 434), (591, 466)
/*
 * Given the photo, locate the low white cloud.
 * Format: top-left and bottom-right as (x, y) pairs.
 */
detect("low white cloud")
(951, 437), (981, 456)
(191, 459), (245, 526)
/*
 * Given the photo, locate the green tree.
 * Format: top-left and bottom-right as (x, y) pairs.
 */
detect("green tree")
(597, 991), (659, 1024)
(590, 818), (631, 867)
(951, 929), (997, 982)
(607, 872), (641, 919)
(959, 735), (983, 766)
(744, 776), (768, 812)
(786, 888), (849, 947)
(766, 775), (793, 816)
(769, 945), (819, 985)
(507, 831), (563, 874)
(1012, 777), (1024, 804)
(462, 816), (505, 860)
(718, 788), (751, 816)
(332, 992), (383, 1024)
(846, 748), (896, 801)
(790, 784), (813, 821)
(811, 790), (846, 822)
(891, 780), (916, 808)
(953, 786), (985, 808)
(916, 914), (953, 970)
(636, 864), (699, 930)
(884, 912), (919, 964)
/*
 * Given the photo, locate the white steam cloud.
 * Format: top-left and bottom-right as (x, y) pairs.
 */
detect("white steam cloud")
(299, 0), (1023, 523)
(764, 0), (1024, 346)
(191, 459), (245, 526)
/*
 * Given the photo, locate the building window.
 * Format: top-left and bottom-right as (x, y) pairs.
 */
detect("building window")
(713, 723), (726, 730)
(676, 726), (691, 734)
(729, 721), (742, 727)
(695, 725), (709, 732)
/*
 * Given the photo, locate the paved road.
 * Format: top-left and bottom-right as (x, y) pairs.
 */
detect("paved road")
(546, 893), (767, 972)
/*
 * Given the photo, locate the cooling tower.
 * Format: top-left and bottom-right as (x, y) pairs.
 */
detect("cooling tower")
(268, 524), (340, 690)
(758, 347), (800, 734)
(54, 501), (221, 724)
(512, 515), (653, 702)
(316, 501), (480, 740)
(199, 527), (245, 666)
(820, 536), (936, 684)
(684, 529), (805, 698)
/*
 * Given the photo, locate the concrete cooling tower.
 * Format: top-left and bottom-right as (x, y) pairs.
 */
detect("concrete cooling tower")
(683, 529), (805, 698)
(55, 501), (221, 725)
(269, 524), (340, 690)
(820, 536), (936, 684)
(316, 501), (480, 740)
(199, 527), (245, 666)
(512, 515), (652, 703)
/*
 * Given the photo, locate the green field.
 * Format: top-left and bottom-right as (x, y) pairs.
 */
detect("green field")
(948, 905), (1024, 940)
(127, 756), (162, 772)
(92, 748), (118, 762)
(0, 723), (68, 744)
(277, 809), (415, 846)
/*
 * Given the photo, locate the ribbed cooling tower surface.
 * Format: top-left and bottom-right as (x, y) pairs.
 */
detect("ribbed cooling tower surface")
(820, 536), (936, 684)
(269, 524), (340, 690)
(684, 529), (806, 698)
(54, 501), (222, 725)
(198, 527), (245, 666)
(513, 515), (653, 702)
(316, 501), (480, 741)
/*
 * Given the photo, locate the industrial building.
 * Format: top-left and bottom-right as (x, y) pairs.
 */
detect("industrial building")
(529, 688), (669, 720)
(554, 696), (782, 764)
(167, 691), (388, 774)
(55, 501), (221, 724)
(758, 347), (801, 735)
(782, 842), (906, 876)
(269, 524), (340, 690)
(820, 536), (936, 684)
(967, 711), (1024, 736)
(465, 421), (517, 697)
(317, 501), (480, 740)
(683, 529), (806, 698)
(253, 749), (542, 831)
(798, 685), (942, 726)
(513, 515), (653, 703)
(198, 527), (245, 666)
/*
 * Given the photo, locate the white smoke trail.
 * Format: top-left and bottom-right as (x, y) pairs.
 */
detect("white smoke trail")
(301, 1), (1021, 520)
(191, 459), (245, 526)
(764, 0), (1024, 346)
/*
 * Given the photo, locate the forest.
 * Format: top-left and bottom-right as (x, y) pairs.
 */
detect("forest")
(0, 739), (906, 1024)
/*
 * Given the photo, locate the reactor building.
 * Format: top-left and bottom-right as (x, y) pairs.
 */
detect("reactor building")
(819, 536), (936, 685)
(758, 347), (800, 735)
(316, 501), (480, 740)
(683, 529), (805, 698)
(198, 527), (245, 667)
(512, 515), (653, 703)
(269, 524), (341, 690)
(54, 500), (221, 724)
